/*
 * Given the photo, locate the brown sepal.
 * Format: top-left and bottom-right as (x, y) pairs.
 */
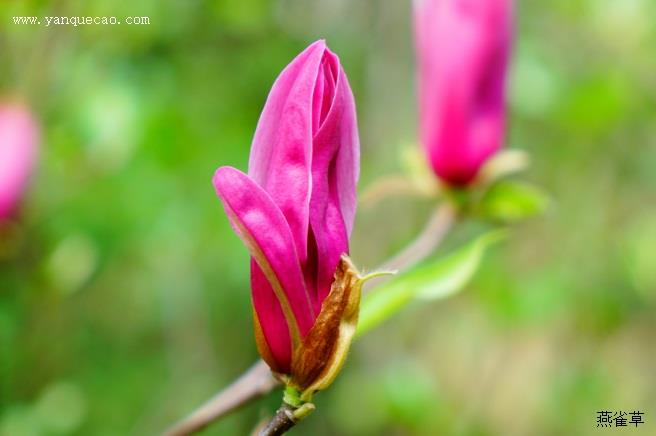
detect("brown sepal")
(289, 255), (363, 400)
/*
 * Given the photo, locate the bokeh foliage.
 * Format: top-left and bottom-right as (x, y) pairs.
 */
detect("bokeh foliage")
(1, 1), (655, 435)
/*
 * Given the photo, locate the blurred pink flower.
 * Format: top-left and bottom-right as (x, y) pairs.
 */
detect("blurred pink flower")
(0, 103), (38, 219)
(414, 0), (512, 186)
(213, 40), (359, 376)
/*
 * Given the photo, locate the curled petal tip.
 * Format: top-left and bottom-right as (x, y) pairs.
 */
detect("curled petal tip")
(212, 166), (237, 193)
(312, 39), (327, 49)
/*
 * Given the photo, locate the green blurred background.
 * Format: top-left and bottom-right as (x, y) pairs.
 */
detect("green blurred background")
(1, 1), (655, 435)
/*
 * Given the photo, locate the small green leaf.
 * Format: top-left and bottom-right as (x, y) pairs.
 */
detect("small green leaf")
(357, 231), (506, 336)
(479, 180), (548, 222)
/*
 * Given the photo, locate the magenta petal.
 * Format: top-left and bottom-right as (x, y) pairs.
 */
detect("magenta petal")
(414, 0), (512, 186)
(0, 104), (38, 219)
(251, 260), (292, 372)
(329, 57), (359, 237)
(313, 48), (359, 238)
(212, 166), (315, 344)
(248, 40), (328, 263)
(307, 49), (358, 309)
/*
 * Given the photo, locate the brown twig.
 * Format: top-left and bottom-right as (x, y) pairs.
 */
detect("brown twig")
(163, 203), (458, 435)
(257, 403), (298, 436)
(376, 202), (457, 275)
(163, 360), (280, 436)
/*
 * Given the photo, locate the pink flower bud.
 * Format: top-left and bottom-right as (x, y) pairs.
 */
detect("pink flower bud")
(0, 103), (38, 219)
(213, 40), (360, 386)
(414, 0), (512, 186)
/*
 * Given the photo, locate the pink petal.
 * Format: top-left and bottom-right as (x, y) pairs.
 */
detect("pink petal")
(251, 260), (292, 372)
(0, 104), (38, 219)
(307, 48), (359, 309)
(212, 167), (316, 358)
(325, 52), (359, 238)
(248, 40), (328, 263)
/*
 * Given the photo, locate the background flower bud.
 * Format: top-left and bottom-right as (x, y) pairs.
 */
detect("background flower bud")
(414, 0), (513, 187)
(0, 103), (39, 219)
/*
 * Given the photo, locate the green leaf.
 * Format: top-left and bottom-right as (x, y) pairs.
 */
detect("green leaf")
(479, 180), (549, 223)
(357, 231), (506, 336)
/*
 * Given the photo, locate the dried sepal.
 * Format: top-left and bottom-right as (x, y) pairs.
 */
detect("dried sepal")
(289, 255), (363, 400)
